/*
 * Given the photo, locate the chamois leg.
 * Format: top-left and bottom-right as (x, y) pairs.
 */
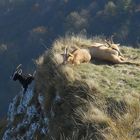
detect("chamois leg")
(121, 60), (140, 66)
(76, 61), (80, 65)
(112, 55), (140, 66)
(119, 56), (126, 61)
(73, 59), (80, 65)
(111, 55), (124, 64)
(72, 56), (80, 65)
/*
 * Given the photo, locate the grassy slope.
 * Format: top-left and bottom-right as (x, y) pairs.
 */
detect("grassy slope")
(35, 35), (140, 140)
(74, 54), (140, 99)
(0, 36), (140, 140)
(52, 35), (140, 99)
(1, 35), (140, 139)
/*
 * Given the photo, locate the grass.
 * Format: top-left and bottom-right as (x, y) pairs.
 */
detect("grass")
(35, 34), (140, 139)
(2, 34), (140, 139)
(74, 62), (140, 98)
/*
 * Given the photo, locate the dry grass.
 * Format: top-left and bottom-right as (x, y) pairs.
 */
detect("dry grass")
(103, 100), (140, 140)
(35, 34), (140, 140)
(75, 94), (140, 140)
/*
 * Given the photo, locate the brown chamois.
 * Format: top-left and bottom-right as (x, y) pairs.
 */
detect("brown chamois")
(63, 47), (91, 65)
(89, 37), (140, 66)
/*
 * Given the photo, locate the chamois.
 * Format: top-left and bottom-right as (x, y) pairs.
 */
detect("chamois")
(11, 64), (35, 92)
(89, 38), (140, 66)
(64, 47), (91, 65)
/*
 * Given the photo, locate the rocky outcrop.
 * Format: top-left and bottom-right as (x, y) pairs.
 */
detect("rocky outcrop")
(2, 88), (48, 140)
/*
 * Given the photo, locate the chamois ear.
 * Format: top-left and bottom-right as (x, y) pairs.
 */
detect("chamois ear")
(68, 53), (74, 57)
(116, 43), (120, 46)
(105, 39), (112, 47)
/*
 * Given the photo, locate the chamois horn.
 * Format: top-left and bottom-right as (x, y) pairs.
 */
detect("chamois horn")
(110, 35), (114, 44)
(63, 47), (69, 64)
(16, 64), (22, 71)
(16, 64), (22, 74)
(33, 70), (36, 77)
(105, 39), (112, 48)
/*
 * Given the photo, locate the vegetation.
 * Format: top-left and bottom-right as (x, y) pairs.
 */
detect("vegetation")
(34, 35), (140, 139)
(0, 0), (140, 121)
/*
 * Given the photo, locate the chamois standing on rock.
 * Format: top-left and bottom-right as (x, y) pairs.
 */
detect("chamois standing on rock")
(63, 47), (91, 65)
(89, 37), (140, 66)
(11, 64), (35, 92)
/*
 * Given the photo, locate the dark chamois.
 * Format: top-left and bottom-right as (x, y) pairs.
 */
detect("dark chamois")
(11, 64), (36, 92)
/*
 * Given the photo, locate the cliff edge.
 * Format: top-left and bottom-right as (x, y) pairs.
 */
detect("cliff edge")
(2, 35), (140, 140)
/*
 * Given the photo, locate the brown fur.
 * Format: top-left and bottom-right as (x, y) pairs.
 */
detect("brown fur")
(67, 48), (91, 65)
(106, 42), (124, 57)
(89, 43), (140, 66)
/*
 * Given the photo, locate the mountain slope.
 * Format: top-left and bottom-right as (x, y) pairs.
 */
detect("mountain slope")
(2, 35), (140, 140)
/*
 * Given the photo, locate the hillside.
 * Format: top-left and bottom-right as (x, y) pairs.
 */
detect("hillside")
(1, 35), (140, 140)
(1, 0), (140, 118)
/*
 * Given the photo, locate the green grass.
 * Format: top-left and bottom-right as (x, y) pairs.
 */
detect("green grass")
(74, 59), (140, 99)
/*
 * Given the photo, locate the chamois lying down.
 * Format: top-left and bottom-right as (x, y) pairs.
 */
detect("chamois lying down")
(63, 36), (140, 66)
(64, 48), (91, 65)
(89, 40), (140, 66)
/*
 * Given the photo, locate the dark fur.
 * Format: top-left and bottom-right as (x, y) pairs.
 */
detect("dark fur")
(12, 65), (35, 92)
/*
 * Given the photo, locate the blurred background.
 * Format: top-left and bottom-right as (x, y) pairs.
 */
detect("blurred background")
(0, 0), (140, 118)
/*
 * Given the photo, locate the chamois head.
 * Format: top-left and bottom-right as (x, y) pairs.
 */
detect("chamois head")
(67, 53), (74, 63)
(105, 36), (120, 51)
(63, 47), (74, 64)
(11, 64), (22, 81)
(105, 35), (123, 56)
